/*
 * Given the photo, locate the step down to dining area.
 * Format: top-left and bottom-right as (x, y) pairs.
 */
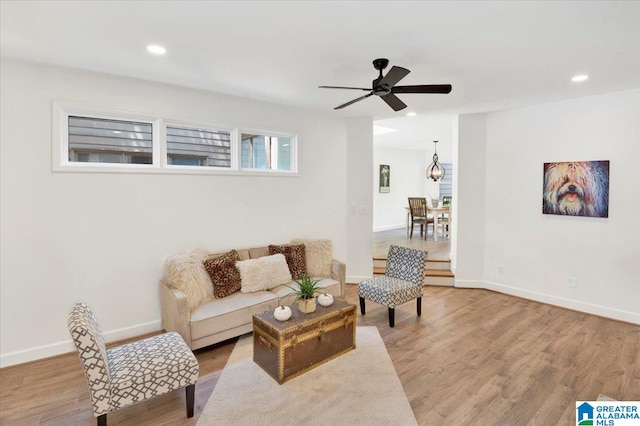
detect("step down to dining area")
(373, 257), (455, 287)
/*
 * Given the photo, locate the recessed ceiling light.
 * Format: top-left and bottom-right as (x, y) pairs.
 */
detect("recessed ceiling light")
(147, 44), (166, 56)
(571, 74), (589, 82)
(406, 112), (417, 117)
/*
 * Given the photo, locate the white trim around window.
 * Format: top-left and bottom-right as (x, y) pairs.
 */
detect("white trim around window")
(52, 101), (299, 176)
(239, 128), (298, 173)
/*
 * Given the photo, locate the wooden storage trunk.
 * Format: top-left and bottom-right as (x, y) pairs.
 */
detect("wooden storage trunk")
(252, 299), (356, 384)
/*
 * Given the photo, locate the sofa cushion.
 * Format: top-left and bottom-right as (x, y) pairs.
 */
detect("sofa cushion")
(268, 244), (307, 279)
(203, 250), (242, 299)
(236, 253), (292, 293)
(290, 238), (333, 277)
(249, 247), (269, 259)
(190, 290), (278, 339)
(164, 248), (213, 310)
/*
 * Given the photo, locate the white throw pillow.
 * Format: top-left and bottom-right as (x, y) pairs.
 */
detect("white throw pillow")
(290, 238), (333, 277)
(236, 253), (293, 293)
(163, 248), (213, 310)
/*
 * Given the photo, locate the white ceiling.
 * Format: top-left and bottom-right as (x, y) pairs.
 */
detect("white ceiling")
(2, 1), (639, 151)
(374, 115), (455, 154)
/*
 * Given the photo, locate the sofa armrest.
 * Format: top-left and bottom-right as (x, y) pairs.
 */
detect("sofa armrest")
(330, 259), (346, 298)
(160, 280), (193, 349)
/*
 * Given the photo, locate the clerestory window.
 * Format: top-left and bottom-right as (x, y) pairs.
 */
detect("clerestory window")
(53, 102), (298, 175)
(241, 133), (292, 171)
(68, 116), (153, 165)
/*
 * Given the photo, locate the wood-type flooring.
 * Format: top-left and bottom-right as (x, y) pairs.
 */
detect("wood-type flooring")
(2, 285), (638, 425)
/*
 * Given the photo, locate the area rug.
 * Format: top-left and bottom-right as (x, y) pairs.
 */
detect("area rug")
(197, 326), (417, 425)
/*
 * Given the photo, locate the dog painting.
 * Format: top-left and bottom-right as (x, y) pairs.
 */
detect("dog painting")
(542, 160), (609, 218)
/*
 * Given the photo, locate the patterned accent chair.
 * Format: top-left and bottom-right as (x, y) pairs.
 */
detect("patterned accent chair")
(68, 302), (199, 426)
(357, 245), (427, 327)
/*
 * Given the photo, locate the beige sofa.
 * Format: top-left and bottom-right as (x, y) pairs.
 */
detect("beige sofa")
(160, 245), (346, 350)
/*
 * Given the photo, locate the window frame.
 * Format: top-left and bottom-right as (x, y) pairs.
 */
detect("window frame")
(438, 163), (453, 198)
(163, 119), (235, 172)
(239, 128), (297, 173)
(52, 101), (299, 176)
(53, 101), (162, 172)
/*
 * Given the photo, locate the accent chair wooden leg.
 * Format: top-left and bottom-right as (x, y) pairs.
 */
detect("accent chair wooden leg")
(97, 414), (107, 426)
(186, 384), (195, 418)
(388, 307), (395, 327)
(359, 297), (366, 315)
(417, 297), (422, 316)
(409, 223), (414, 239)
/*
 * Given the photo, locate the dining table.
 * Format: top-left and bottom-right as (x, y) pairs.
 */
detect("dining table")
(405, 205), (450, 241)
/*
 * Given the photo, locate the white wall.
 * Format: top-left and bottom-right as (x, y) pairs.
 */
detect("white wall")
(454, 89), (640, 323)
(0, 60), (354, 366)
(347, 118), (374, 283)
(372, 147), (425, 231)
(483, 89), (640, 323)
(453, 114), (487, 285)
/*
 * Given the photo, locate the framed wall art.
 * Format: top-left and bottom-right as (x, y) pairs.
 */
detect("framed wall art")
(542, 160), (609, 218)
(379, 165), (390, 193)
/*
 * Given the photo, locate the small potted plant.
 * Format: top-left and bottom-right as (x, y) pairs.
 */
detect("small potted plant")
(286, 274), (323, 314)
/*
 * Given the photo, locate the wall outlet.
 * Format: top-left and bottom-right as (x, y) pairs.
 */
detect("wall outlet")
(498, 265), (504, 274)
(358, 205), (368, 215)
(568, 277), (577, 288)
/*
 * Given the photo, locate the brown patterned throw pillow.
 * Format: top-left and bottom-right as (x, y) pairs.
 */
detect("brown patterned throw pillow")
(203, 250), (242, 298)
(268, 244), (307, 279)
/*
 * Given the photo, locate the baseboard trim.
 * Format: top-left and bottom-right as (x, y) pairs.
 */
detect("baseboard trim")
(0, 319), (162, 368)
(373, 224), (406, 233)
(454, 279), (485, 289)
(485, 281), (640, 325)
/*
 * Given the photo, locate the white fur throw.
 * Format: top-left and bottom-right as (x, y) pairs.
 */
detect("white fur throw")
(290, 238), (333, 277)
(236, 254), (292, 293)
(164, 248), (213, 310)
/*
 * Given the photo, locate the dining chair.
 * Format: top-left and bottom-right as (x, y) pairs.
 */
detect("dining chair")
(407, 197), (434, 240)
(439, 196), (452, 236)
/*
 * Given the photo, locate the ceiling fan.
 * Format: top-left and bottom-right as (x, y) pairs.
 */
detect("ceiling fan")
(319, 58), (452, 111)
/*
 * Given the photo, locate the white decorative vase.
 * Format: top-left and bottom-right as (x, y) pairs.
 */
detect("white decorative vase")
(317, 293), (334, 307)
(298, 297), (316, 314)
(273, 305), (292, 321)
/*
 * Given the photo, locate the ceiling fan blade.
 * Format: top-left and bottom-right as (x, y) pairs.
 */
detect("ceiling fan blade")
(392, 84), (452, 94)
(319, 85), (371, 91)
(381, 93), (407, 111)
(334, 92), (374, 109)
(378, 66), (410, 88)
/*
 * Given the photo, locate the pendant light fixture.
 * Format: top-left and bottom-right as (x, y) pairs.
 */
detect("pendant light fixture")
(426, 140), (445, 181)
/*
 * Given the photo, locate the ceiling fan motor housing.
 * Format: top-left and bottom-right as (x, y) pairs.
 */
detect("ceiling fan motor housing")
(373, 80), (391, 96)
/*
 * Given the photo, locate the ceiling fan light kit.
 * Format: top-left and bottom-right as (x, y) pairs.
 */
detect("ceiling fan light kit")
(427, 140), (445, 182)
(319, 58), (452, 111)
